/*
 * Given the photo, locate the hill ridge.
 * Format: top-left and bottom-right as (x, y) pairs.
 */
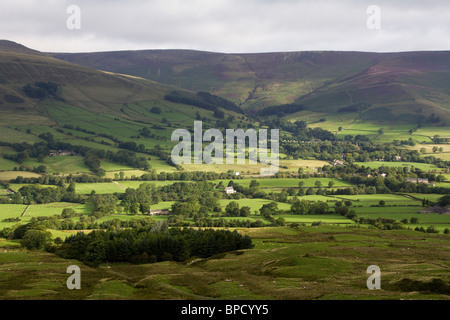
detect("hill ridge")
(1, 40), (450, 126)
(51, 49), (450, 125)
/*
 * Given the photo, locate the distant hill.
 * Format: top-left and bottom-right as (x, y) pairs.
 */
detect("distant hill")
(0, 40), (44, 55)
(0, 43), (243, 129)
(0, 50), (167, 123)
(53, 49), (450, 125)
(0, 41), (250, 161)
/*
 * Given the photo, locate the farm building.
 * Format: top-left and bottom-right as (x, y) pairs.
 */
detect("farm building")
(225, 186), (237, 195)
(368, 173), (387, 178)
(148, 209), (171, 216)
(332, 159), (345, 166)
(406, 178), (429, 184)
(50, 150), (79, 156)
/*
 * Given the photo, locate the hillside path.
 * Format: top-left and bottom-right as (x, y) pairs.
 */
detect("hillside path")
(113, 181), (126, 190)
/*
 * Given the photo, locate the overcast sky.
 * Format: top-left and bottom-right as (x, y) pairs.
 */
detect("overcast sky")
(1, 0), (449, 53)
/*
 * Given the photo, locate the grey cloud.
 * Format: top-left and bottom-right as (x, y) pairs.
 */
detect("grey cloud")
(0, 0), (449, 53)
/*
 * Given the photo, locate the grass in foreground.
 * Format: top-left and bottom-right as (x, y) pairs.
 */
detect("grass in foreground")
(0, 226), (449, 300)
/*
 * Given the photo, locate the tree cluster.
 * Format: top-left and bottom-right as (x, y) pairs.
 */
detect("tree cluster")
(55, 226), (253, 266)
(290, 198), (330, 215)
(23, 82), (62, 100)
(164, 90), (243, 115)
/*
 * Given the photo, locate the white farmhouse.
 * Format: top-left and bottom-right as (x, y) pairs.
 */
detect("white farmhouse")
(225, 186), (237, 195)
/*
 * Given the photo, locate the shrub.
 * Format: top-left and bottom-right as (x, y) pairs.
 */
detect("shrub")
(395, 278), (450, 294)
(426, 226), (439, 234)
(20, 230), (52, 250)
(150, 106), (162, 114)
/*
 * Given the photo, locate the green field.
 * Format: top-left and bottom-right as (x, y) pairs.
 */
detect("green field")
(149, 201), (176, 210)
(103, 170), (149, 180)
(414, 127), (450, 140)
(354, 161), (440, 171)
(23, 203), (92, 219)
(434, 182), (450, 189)
(403, 143), (450, 154)
(146, 159), (178, 173)
(222, 177), (354, 189)
(0, 204), (27, 229)
(100, 161), (135, 172)
(118, 181), (181, 189)
(181, 159), (329, 174)
(0, 204), (27, 219)
(74, 183), (125, 194)
(0, 146), (17, 155)
(9, 181), (125, 195)
(219, 199), (292, 212)
(0, 158), (18, 171)
(0, 126), (44, 144)
(0, 171), (41, 182)
(278, 214), (354, 225)
(8, 183), (57, 193)
(0, 202), (94, 230)
(334, 121), (424, 143)
(406, 193), (447, 202)
(332, 121), (449, 145)
(428, 153), (450, 161)
(87, 177), (354, 192)
(22, 156), (91, 175)
(332, 194), (422, 206)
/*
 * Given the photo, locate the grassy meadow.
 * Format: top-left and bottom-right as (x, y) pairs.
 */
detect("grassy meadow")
(1, 225), (449, 300)
(354, 161), (439, 171)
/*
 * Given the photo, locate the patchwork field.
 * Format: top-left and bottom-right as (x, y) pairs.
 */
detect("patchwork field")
(334, 121), (425, 143)
(23, 203), (92, 218)
(331, 194), (421, 206)
(74, 182), (126, 194)
(0, 203), (93, 230)
(0, 204), (27, 229)
(354, 161), (440, 171)
(215, 177), (349, 188)
(219, 199), (292, 212)
(4, 176), (356, 196)
(181, 159), (329, 174)
(0, 158), (18, 171)
(0, 126), (44, 144)
(22, 156), (91, 175)
(0, 171), (41, 182)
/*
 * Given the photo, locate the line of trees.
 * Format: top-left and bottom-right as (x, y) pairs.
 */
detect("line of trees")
(7, 184), (82, 205)
(2, 141), (50, 163)
(0, 216), (156, 239)
(23, 82), (62, 100)
(164, 90), (243, 115)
